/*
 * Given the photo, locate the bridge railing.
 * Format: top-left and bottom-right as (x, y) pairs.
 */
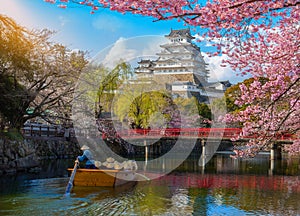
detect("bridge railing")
(22, 124), (295, 141)
(22, 124), (64, 137)
(104, 128), (243, 139)
(103, 128), (295, 141)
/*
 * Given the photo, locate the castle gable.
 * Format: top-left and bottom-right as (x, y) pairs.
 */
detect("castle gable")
(133, 28), (231, 100)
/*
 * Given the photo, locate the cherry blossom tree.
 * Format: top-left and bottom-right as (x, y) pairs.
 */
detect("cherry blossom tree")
(45, 0), (299, 156)
(1, 14), (88, 129)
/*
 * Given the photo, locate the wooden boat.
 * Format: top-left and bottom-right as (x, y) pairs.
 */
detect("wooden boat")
(67, 168), (136, 187)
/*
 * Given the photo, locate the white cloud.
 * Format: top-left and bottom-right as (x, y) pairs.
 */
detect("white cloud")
(91, 36), (167, 68)
(141, 36), (168, 56)
(202, 53), (246, 84)
(102, 37), (138, 67)
(193, 33), (248, 84)
(193, 34), (212, 47)
(92, 14), (126, 32)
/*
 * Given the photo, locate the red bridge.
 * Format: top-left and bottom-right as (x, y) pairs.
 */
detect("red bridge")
(103, 128), (295, 142)
(22, 125), (295, 143)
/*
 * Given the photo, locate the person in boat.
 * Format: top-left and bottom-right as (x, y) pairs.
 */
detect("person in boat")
(77, 145), (97, 169)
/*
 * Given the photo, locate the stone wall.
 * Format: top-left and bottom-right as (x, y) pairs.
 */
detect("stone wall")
(0, 138), (81, 175)
(153, 73), (195, 85)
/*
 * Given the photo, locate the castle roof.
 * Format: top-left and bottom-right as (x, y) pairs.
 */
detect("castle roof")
(204, 80), (232, 88)
(137, 59), (152, 64)
(165, 28), (195, 39)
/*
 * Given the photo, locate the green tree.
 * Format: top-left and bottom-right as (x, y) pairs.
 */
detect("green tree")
(174, 97), (212, 127)
(0, 74), (27, 127)
(75, 61), (133, 121)
(113, 83), (173, 129)
(0, 15), (33, 77)
(95, 62), (132, 117)
(224, 78), (268, 113)
(210, 97), (227, 121)
(198, 103), (212, 121)
(0, 15), (89, 129)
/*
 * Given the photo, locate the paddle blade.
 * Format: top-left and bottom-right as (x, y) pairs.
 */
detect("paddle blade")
(64, 162), (78, 196)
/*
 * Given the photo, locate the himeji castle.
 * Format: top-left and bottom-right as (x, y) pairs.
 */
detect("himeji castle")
(134, 28), (231, 102)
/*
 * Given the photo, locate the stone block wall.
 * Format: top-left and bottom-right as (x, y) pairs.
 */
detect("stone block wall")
(0, 138), (81, 175)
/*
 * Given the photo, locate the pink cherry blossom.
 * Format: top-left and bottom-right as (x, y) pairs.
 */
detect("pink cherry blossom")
(44, 0), (300, 156)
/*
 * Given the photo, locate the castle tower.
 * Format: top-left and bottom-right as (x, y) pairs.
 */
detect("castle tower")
(134, 59), (154, 79)
(134, 29), (230, 100)
(152, 28), (209, 86)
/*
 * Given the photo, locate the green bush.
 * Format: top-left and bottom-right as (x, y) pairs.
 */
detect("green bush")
(0, 128), (24, 141)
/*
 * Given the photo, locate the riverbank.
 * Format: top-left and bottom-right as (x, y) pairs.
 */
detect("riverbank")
(1, 131), (298, 176)
(0, 135), (81, 175)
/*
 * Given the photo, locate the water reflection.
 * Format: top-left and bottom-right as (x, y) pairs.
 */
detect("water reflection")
(0, 154), (299, 215)
(142, 153), (300, 176)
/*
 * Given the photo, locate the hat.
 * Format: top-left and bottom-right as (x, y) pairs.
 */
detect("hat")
(106, 162), (114, 169)
(80, 145), (90, 150)
(106, 157), (115, 163)
(94, 161), (101, 168)
(114, 162), (123, 170)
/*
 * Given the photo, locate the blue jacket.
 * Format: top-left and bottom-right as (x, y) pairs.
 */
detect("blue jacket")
(77, 150), (95, 166)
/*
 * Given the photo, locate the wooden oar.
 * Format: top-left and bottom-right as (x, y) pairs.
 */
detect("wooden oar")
(64, 160), (79, 197)
(135, 172), (150, 181)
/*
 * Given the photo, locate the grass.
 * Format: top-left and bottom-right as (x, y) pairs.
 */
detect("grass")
(0, 128), (24, 141)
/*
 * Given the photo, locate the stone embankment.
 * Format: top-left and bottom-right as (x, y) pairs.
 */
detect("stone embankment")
(0, 138), (81, 175)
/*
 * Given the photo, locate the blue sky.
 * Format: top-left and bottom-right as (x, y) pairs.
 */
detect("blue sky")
(1, 0), (246, 83)
(1, 0), (186, 56)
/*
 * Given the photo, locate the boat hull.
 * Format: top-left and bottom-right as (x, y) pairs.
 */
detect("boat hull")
(68, 168), (136, 187)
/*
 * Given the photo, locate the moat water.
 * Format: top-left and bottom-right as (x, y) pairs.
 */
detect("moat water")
(0, 153), (299, 215)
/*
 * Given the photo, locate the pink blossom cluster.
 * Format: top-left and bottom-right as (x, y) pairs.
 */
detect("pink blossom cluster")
(223, 7), (299, 156)
(44, 0), (300, 156)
